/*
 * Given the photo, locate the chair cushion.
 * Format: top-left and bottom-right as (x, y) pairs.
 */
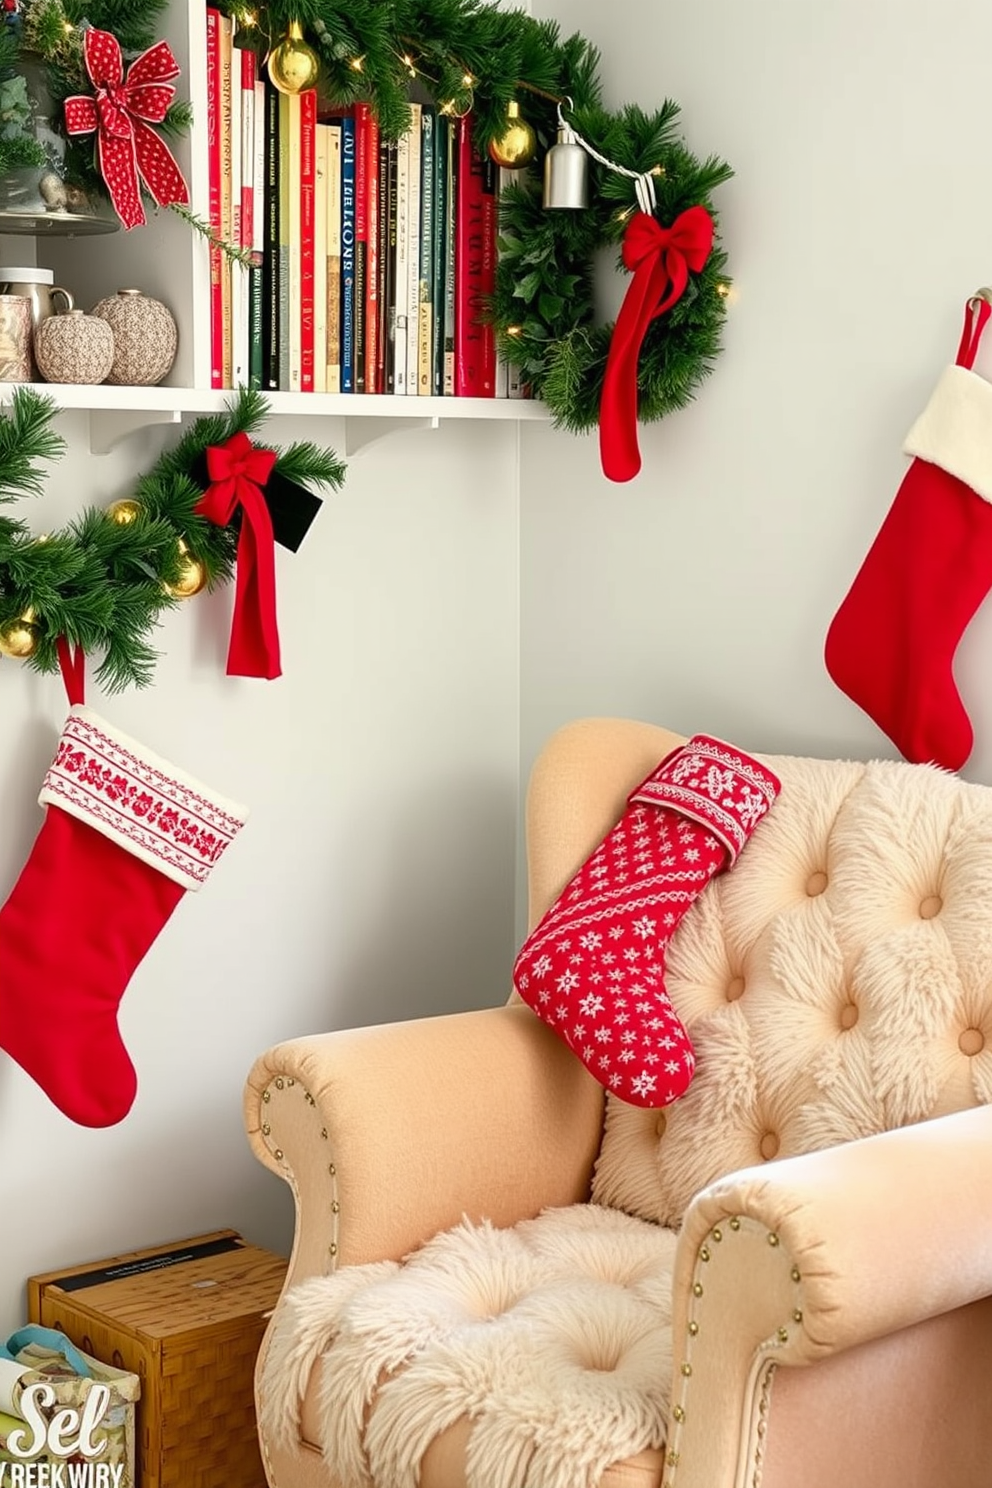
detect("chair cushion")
(260, 1203), (678, 1488)
(593, 751), (992, 1226)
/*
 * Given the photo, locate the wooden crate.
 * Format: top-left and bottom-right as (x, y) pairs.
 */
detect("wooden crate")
(28, 1230), (287, 1488)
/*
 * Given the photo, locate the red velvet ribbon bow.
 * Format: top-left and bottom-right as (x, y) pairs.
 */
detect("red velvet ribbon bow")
(64, 29), (190, 230)
(196, 432), (281, 680)
(599, 204), (714, 484)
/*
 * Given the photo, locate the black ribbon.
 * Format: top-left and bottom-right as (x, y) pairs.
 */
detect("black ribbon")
(190, 451), (322, 553)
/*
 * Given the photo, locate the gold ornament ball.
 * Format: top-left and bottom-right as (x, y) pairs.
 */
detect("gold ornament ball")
(165, 549), (208, 600)
(0, 609), (41, 659)
(267, 21), (320, 95)
(107, 498), (144, 525)
(488, 100), (537, 169)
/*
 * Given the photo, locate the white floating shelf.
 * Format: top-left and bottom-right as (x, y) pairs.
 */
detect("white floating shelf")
(0, 384), (549, 453)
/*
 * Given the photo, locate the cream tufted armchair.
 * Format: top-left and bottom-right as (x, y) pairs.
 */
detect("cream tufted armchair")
(244, 718), (992, 1488)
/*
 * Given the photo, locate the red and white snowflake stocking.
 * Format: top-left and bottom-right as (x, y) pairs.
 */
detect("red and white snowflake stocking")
(0, 667), (247, 1128)
(512, 736), (780, 1108)
(825, 295), (992, 771)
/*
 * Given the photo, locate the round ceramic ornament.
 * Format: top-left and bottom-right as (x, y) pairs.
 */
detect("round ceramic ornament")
(90, 288), (178, 385)
(34, 309), (114, 384)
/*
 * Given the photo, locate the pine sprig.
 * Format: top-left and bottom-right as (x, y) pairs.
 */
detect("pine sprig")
(0, 389), (66, 503)
(0, 393), (345, 691)
(275, 442), (347, 490)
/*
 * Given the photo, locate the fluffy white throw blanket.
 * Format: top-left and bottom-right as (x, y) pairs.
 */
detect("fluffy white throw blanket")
(260, 1202), (678, 1488)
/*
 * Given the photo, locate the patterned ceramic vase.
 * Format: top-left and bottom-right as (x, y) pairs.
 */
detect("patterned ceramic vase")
(33, 310), (114, 384)
(90, 289), (178, 386)
(0, 295), (33, 382)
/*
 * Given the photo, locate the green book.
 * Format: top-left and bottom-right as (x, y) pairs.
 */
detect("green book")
(417, 105), (436, 394)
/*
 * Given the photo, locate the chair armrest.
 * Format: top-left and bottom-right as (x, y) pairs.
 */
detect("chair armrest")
(244, 1002), (605, 1290)
(666, 1104), (992, 1488)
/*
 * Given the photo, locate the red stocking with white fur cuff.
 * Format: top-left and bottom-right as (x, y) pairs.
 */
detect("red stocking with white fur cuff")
(825, 297), (992, 770)
(512, 736), (780, 1108)
(0, 706), (248, 1128)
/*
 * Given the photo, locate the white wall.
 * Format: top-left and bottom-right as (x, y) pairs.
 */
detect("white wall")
(522, 0), (992, 788)
(0, 412), (520, 1333)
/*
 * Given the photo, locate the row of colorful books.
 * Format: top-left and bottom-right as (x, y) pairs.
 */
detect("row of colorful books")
(205, 10), (528, 397)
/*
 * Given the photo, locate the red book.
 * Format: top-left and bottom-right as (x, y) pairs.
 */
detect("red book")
(364, 111), (380, 396)
(299, 88), (317, 393)
(353, 101), (370, 391)
(455, 115), (493, 397)
(479, 152), (497, 397)
(206, 7), (223, 388)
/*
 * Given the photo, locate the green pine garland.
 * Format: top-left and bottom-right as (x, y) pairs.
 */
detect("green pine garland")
(0, 387), (346, 692)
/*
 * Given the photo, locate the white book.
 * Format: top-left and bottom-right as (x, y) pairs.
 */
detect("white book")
(393, 124), (410, 395)
(229, 34), (243, 385)
(251, 76), (265, 387)
(404, 103), (422, 396)
(313, 126), (329, 394)
(252, 78), (265, 257)
(287, 91), (302, 393)
(235, 52), (255, 388)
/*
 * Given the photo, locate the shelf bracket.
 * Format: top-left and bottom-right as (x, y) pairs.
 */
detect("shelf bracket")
(343, 415), (439, 457)
(87, 407), (182, 455)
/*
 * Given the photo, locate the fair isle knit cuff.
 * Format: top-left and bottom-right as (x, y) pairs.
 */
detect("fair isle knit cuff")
(39, 705), (248, 892)
(629, 734), (780, 864)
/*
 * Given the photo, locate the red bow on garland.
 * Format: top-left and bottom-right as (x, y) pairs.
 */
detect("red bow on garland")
(64, 29), (190, 230)
(196, 433), (281, 680)
(599, 205), (714, 484)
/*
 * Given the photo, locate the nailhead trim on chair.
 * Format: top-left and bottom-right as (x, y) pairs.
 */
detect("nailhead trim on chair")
(664, 1217), (804, 1488)
(255, 1078), (346, 1486)
(260, 1078), (343, 1269)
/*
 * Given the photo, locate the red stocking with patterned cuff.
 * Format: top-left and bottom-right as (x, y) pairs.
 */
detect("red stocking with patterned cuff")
(0, 650), (248, 1127)
(512, 736), (780, 1108)
(825, 295), (992, 770)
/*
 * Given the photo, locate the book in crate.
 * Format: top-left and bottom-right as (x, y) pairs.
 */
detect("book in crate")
(28, 1230), (287, 1488)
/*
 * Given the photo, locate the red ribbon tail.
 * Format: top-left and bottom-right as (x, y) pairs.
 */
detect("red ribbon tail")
(599, 257), (670, 484)
(651, 256), (690, 322)
(98, 130), (145, 228)
(227, 487), (281, 680)
(132, 117), (190, 208)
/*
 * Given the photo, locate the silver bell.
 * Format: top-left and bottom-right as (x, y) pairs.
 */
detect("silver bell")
(542, 121), (589, 209)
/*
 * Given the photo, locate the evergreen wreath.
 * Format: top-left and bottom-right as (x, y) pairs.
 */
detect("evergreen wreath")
(0, 386), (345, 691)
(493, 103), (731, 432)
(227, 0), (732, 432)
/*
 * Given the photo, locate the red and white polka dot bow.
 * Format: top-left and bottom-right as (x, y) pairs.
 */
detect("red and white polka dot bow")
(64, 28), (190, 230)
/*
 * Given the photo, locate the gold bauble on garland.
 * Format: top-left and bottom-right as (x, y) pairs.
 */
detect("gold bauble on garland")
(267, 20), (320, 95)
(488, 100), (537, 169)
(0, 608), (41, 660)
(107, 498), (144, 525)
(164, 541), (208, 599)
